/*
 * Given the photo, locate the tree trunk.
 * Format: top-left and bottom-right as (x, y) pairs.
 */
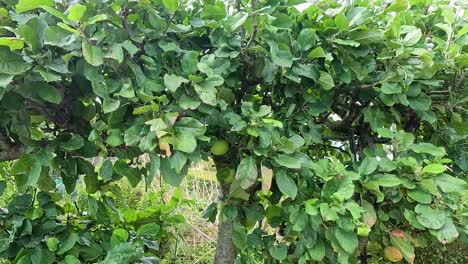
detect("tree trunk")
(214, 207), (236, 263)
(213, 156), (237, 264)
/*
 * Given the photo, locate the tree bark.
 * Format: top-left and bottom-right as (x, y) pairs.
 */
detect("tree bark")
(0, 133), (23, 162)
(213, 155), (237, 264)
(213, 188), (236, 264)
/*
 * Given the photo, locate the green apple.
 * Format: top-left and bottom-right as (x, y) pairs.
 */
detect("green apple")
(210, 139), (229, 156)
(217, 167), (235, 183)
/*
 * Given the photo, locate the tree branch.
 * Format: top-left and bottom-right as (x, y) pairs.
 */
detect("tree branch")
(244, 0), (257, 51)
(0, 133), (24, 162)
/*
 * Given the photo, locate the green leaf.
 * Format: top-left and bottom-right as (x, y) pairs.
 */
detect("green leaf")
(114, 160), (141, 187)
(349, 29), (382, 44)
(170, 151), (187, 173)
(0, 74), (14, 88)
(226, 12), (248, 32)
(422, 163), (446, 174)
(308, 47), (327, 59)
(407, 188), (432, 204)
(41, 6), (69, 21)
(292, 63), (319, 80)
(106, 44), (123, 63)
(46, 237), (59, 252)
(266, 40), (293, 68)
(235, 156), (258, 189)
(124, 125), (143, 146)
(322, 177), (354, 202)
(358, 157), (379, 175)
(68, 4), (86, 21)
(410, 143), (446, 156)
(179, 94), (200, 110)
(268, 244), (288, 261)
(385, 0), (408, 12)
(26, 161), (42, 187)
(434, 174), (467, 194)
(82, 42), (104, 66)
(365, 174), (404, 187)
(83, 14), (108, 26)
(99, 160), (113, 180)
(16, 0), (54, 13)
(332, 39), (360, 47)
(63, 255), (80, 264)
(160, 158), (184, 187)
(403, 28), (422, 46)
(174, 132), (197, 153)
(318, 71), (334, 90)
(103, 243), (136, 264)
(37, 82), (62, 104)
(334, 13), (349, 31)
(381, 82), (402, 94)
(363, 106), (385, 131)
(308, 239), (326, 261)
(415, 204), (445, 229)
(334, 228), (358, 254)
(121, 40), (139, 56)
(408, 93), (431, 111)
(137, 223), (160, 237)
(201, 4), (226, 21)
(181, 51), (198, 74)
(60, 134), (84, 151)
(164, 74), (188, 93)
(231, 221), (247, 250)
(44, 26), (75, 47)
(57, 233), (78, 255)
(0, 38), (24, 50)
(111, 228), (129, 248)
(0, 47), (31, 74)
(174, 117), (206, 136)
(276, 171), (297, 199)
(435, 217), (459, 244)
(274, 154), (301, 169)
(57, 22), (80, 34)
(297, 28), (316, 51)
(162, 0), (178, 11)
(103, 97), (120, 113)
(146, 153), (160, 189)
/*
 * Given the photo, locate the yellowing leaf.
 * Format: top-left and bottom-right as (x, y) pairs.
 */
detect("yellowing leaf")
(0, 38), (24, 50)
(261, 165), (273, 195)
(422, 163), (446, 174)
(16, 0), (54, 13)
(162, 0), (178, 11)
(68, 4), (86, 21)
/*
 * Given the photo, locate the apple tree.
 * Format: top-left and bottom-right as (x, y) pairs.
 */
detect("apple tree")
(0, 0), (467, 263)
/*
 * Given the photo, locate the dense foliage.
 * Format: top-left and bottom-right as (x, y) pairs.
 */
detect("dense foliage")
(0, 0), (467, 263)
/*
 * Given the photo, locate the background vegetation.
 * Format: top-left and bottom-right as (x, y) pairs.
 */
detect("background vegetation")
(0, 0), (466, 263)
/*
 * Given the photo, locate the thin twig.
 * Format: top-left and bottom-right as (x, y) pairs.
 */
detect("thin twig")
(163, 12), (176, 34)
(79, 27), (93, 45)
(244, 0), (258, 51)
(455, 71), (467, 91)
